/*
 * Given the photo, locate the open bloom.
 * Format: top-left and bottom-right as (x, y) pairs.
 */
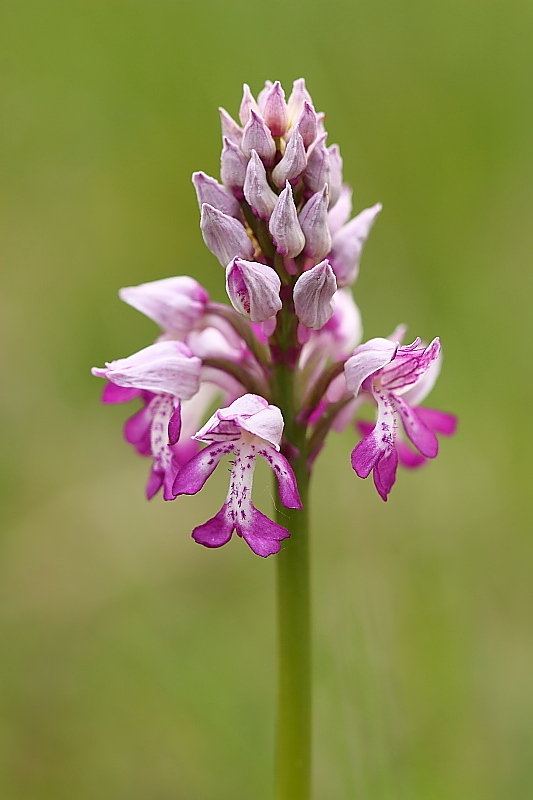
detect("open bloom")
(173, 395), (301, 557)
(345, 337), (456, 500)
(92, 341), (202, 500)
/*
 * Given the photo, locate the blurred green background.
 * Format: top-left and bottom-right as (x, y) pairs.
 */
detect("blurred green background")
(1, 1), (532, 798)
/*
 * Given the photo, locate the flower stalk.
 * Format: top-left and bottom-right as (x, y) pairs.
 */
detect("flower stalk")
(92, 79), (457, 799)
(273, 368), (311, 800)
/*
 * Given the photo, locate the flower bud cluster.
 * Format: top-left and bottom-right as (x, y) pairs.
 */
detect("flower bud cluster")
(93, 79), (456, 555)
(193, 79), (385, 332)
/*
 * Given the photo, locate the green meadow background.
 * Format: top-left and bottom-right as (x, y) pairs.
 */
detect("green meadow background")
(1, 2), (532, 798)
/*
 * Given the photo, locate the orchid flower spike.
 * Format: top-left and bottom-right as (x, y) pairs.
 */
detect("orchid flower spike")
(93, 78), (456, 558)
(173, 395), (301, 556)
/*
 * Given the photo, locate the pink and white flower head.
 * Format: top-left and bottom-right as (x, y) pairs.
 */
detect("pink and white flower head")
(92, 341), (201, 500)
(173, 395), (301, 557)
(93, 79), (456, 556)
(345, 337), (456, 500)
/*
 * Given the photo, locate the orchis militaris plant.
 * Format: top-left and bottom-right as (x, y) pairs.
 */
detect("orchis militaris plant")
(92, 79), (456, 800)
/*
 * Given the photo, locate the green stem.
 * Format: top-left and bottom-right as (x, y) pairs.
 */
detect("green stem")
(273, 363), (311, 800)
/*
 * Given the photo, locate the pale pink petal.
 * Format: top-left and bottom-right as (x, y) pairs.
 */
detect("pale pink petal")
(344, 338), (397, 396)
(218, 107), (243, 146)
(327, 185), (352, 236)
(287, 78), (313, 124)
(217, 393), (269, 419)
(187, 326), (245, 363)
(238, 405), (284, 449)
(239, 83), (260, 126)
(92, 341), (201, 400)
(329, 202), (382, 287)
(119, 276), (208, 337)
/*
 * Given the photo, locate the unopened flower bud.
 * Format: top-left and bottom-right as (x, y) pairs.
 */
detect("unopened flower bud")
(292, 101), (318, 148)
(327, 144), (343, 207)
(257, 80), (273, 110)
(272, 130), (307, 188)
(303, 134), (331, 195)
(293, 259), (337, 330)
(268, 181), (305, 258)
(226, 258), (282, 322)
(220, 136), (248, 196)
(192, 171), (240, 218)
(218, 107), (243, 146)
(261, 80), (288, 137)
(239, 83), (260, 126)
(329, 203), (382, 287)
(200, 203), (254, 266)
(298, 185), (332, 260)
(243, 150), (278, 220)
(287, 78), (313, 124)
(242, 110), (276, 166)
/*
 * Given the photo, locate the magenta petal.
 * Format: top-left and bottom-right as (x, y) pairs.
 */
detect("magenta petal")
(356, 420), (374, 438)
(350, 433), (382, 478)
(192, 504), (234, 548)
(162, 459), (180, 501)
(123, 406), (152, 455)
(257, 447), (302, 509)
(146, 466), (164, 500)
(172, 441), (234, 496)
(415, 406), (457, 436)
(171, 437), (199, 468)
(238, 506), (290, 557)
(167, 401), (182, 445)
(396, 441), (426, 469)
(358, 420), (424, 469)
(372, 446), (398, 501)
(102, 383), (141, 404)
(394, 397), (438, 458)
